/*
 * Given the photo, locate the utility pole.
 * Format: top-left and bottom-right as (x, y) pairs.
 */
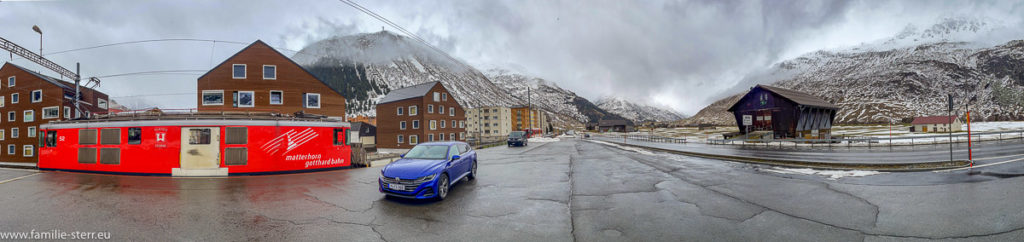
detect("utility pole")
(948, 94), (953, 163)
(528, 86), (533, 136)
(76, 63), (81, 119)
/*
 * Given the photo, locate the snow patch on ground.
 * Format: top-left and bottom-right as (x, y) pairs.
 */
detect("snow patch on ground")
(589, 140), (655, 155)
(761, 167), (885, 180)
(528, 137), (561, 143)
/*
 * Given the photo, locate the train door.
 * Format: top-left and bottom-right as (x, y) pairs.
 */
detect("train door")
(180, 127), (221, 170)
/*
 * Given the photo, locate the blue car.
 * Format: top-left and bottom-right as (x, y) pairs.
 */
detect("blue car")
(379, 142), (478, 200)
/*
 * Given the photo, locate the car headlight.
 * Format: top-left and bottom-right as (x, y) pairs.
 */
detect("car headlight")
(416, 174), (437, 182)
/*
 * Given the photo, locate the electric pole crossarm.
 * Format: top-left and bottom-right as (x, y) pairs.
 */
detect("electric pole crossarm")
(0, 36), (79, 81)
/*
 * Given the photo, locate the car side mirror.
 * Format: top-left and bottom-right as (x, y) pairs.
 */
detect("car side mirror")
(400, 154), (405, 158)
(451, 155), (461, 161)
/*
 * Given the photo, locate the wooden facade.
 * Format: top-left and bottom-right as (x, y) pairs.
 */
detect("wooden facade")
(0, 62), (109, 163)
(375, 82), (466, 149)
(727, 85), (837, 139)
(197, 40), (345, 119)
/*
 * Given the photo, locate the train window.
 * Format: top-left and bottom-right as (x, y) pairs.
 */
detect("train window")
(45, 131), (57, 147)
(100, 128), (121, 145)
(225, 148), (247, 165)
(78, 148), (97, 164)
(79, 129), (97, 145)
(333, 128), (344, 145)
(189, 129), (211, 145)
(226, 127), (247, 144)
(127, 128), (142, 144)
(99, 148), (120, 165)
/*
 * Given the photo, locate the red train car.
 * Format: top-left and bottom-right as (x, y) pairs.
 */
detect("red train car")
(39, 116), (352, 176)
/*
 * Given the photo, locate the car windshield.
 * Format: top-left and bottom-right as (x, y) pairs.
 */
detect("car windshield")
(509, 131), (525, 138)
(403, 145), (450, 160)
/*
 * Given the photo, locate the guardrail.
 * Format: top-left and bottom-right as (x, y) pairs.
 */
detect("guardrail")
(706, 129), (1024, 148)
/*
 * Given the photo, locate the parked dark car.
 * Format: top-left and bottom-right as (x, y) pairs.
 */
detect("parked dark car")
(379, 142), (477, 200)
(508, 131), (528, 147)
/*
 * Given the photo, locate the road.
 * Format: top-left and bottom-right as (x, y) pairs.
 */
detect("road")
(0, 139), (1022, 241)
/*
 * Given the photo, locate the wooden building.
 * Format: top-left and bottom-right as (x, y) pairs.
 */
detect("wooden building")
(727, 85), (838, 139)
(0, 62), (110, 163)
(375, 82), (465, 149)
(597, 119), (634, 133)
(197, 40), (345, 119)
(910, 116), (962, 133)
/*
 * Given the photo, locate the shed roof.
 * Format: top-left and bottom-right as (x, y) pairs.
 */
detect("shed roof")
(378, 81), (439, 104)
(911, 116), (958, 125)
(4, 62), (72, 89)
(598, 119), (630, 126)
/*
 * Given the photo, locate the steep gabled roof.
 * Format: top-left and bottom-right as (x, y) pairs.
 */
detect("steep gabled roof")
(377, 81), (439, 105)
(4, 62), (72, 90)
(197, 40), (344, 98)
(728, 85), (838, 111)
(911, 116), (959, 125)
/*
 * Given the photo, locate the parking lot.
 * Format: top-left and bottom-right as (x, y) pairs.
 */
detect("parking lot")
(0, 139), (1022, 241)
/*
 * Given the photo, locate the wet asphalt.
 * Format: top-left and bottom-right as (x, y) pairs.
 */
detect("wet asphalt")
(0, 139), (1022, 241)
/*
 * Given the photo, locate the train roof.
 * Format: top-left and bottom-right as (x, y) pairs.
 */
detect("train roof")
(40, 111), (349, 129)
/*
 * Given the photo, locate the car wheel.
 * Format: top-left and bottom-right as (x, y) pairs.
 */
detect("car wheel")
(436, 173), (450, 201)
(467, 161), (477, 180)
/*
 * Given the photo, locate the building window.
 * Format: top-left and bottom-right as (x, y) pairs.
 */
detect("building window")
(442, 93), (447, 101)
(397, 135), (404, 143)
(433, 92), (440, 102)
(64, 106), (71, 119)
(23, 110), (33, 122)
(440, 120), (446, 128)
(11, 128), (18, 138)
(438, 133), (444, 141)
(459, 121), (465, 128)
(27, 126), (36, 138)
(440, 105), (445, 114)
(0, 129), (4, 140)
(400, 121), (407, 130)
(269, 90), (283, 105)
(232, 64), (246, 79)
(304, 93), (320, 108)
(451, 120), (456, 128)
(428, 104), (434, 113)
(98, 98), (108, 109)
(430, 120), (437, 130)
(263, 65), (276, 80)
(202, 90), (224, 106)
(23, 145), (33, 157)
(0, 96), (4, 107)
(409, 106), (418, 115)
(409, 135), (418, 145)
(31, 90), (42, 103)
(397, 107), (404, 115)
(449, 107), (455, 117)
(450, 133), (455, 141)
(128, 127), (142, 144)
(236, 91), (254, 107)
(7, 145), (14, 155)
(459, 132), (464, 140)
(428, 134), (434, 142)
(39, 107), (59, 120)
(7, 76), (14, 87)
(412, 120), (420, 129)
(11, 93), (18, 104)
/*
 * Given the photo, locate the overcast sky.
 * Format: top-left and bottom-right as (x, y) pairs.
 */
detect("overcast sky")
(1, 0), (1022, 114)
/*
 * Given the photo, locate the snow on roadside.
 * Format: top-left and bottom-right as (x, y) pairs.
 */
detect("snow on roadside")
(528, 137), (561, 143)
(588, 140), (655, 155)
(761, 167), (885, 180)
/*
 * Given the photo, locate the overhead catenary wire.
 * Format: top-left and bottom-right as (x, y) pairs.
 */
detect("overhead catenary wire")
(337, 0), (464, 65)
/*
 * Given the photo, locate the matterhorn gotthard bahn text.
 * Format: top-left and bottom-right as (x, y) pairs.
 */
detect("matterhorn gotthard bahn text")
(291, 30), (666, 127)
(683, 17), (1024, 126)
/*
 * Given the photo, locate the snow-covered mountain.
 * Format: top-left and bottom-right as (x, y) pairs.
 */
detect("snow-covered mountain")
(685, 18), (1024, 125)
(595, 96), (685, 123)
(486, 69), (628, 125)
(292, 31), (520, 117)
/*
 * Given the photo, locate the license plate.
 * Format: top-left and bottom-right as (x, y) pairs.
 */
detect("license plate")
(388, 183), (406, 190)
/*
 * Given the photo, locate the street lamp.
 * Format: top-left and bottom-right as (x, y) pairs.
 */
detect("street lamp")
(32, 25), (42, 56)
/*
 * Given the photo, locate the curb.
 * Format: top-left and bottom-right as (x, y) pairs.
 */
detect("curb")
(597, 140), (971, 172)
(0, 163), (38, 170)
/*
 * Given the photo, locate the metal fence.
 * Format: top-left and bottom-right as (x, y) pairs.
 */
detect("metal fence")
(596, 129), (1024, 149)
